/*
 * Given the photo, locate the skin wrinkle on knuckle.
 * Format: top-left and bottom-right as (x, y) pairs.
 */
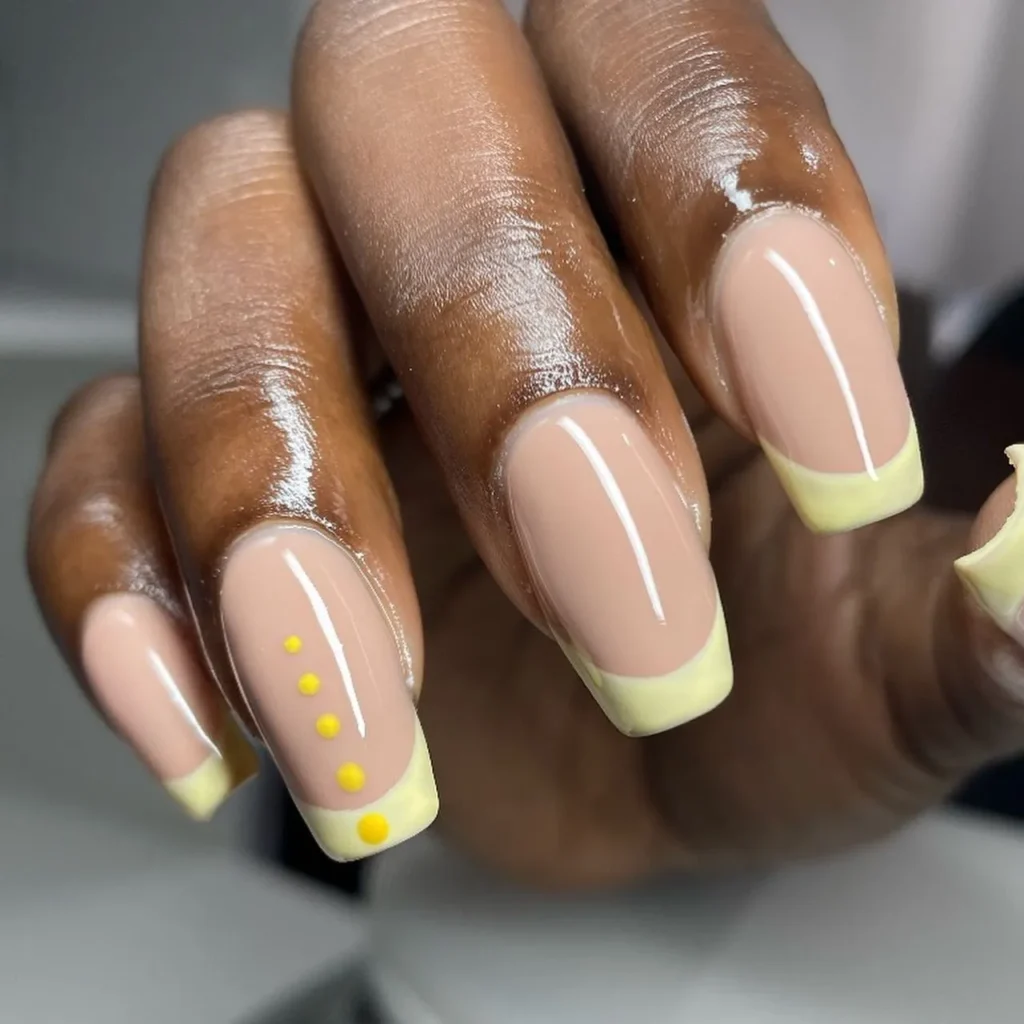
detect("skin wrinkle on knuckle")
(616, 44), (813, 190)
(387, 218), (619, 413)
(154, 110), (291, 204)
(151, 331), (320, 467)
(539, 0), (833, 208)
(303, 0), (484, 59)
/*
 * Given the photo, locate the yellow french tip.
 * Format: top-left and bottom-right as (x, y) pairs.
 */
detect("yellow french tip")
(164, 719), (259, 822)
(954, 444), (1024, 634)
(300, 719), (438, 862)
(564, 598), (733, 737)
(762, 418), (924, 534)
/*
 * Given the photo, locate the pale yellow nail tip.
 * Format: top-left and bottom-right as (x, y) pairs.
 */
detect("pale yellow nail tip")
(164, 718), (259, 822)
(300, 720), (439, 862)
(954, 444), (1024, 634)
(564, 598), (733, 737)
(762, 418), (924, 534)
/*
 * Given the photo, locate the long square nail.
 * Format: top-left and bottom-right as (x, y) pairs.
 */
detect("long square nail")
(220, 524), (438, 861)
(714, 210), (923, 532)
(82, 594), (257, 820)
(504, 394), (732, 736)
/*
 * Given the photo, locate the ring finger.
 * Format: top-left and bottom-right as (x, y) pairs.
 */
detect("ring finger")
(140, 111), (437, 860)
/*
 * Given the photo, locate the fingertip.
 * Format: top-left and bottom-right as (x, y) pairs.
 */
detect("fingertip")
(562, 597), (733, 737)
(763, 418), (924, 534)
(165, 719), (260, 822)
(954, 446), (1024, 636)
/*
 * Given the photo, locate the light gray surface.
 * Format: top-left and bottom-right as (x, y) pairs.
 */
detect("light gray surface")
(0, 792), (365, 1024)
(0, 0), (295, 293)
(0, 356), (267, 846)
(369, 814), (1024, 1023)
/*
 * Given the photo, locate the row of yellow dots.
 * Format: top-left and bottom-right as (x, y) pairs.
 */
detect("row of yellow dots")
(284, 634), (389, 846)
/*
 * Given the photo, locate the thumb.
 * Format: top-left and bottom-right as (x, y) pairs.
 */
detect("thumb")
(877, 447), (1024, 778)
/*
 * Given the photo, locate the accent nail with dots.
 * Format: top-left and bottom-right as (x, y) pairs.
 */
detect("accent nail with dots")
(221, 524), (438, 861)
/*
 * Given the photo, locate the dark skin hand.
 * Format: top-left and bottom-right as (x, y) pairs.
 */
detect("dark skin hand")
(27, 0), (1024, 887)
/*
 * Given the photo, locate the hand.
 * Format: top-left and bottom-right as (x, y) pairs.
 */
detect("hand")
(27, 0), (1024, 887)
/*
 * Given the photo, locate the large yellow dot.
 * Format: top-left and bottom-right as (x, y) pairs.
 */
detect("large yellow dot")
(336, 762), (365, 793)
(283, 635), (303, 654)
(357, 813), (390, 845)
(316, 713), (341, 739)
(297, 673), (320, 696)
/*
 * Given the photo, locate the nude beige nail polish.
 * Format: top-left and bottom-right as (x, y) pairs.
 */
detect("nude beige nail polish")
(714, 209), (923, 533)
(220, 524), (437, 861)
(82, 594), (257, 820)
(504, 394), (732, 736)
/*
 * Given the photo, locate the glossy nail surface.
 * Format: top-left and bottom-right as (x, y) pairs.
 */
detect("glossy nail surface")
(220, 524), (437, 860)
(956, 445), (1024, 638)
(504, 394), (732, 736)
(82, 594), (257, 820)
(714, 209), (923, 533)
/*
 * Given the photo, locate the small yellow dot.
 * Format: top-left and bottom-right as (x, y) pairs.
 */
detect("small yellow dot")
(283, 635), (303, 654)
(316, 713), (341, 739)
(336, 762), (365, 793)
(297, 673), (321, 696)
(357, 813), (390, 845)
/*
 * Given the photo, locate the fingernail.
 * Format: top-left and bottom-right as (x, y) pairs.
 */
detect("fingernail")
(220, 524), (438, 861)
(504, 394), (732, 736)
(713, 209), (923, 533)
(81, 594), (258, 820)
(955, 445), (1024, 639)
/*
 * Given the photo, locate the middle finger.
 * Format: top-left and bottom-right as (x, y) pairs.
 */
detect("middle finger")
(294, 0), (733, 736)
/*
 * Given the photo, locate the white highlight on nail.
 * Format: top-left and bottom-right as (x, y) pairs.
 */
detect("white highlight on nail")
(558, 415), (667, 624)
(284, 549), (367, 738)
(765, 247), (877, 480)
(147, 649), (219, 757)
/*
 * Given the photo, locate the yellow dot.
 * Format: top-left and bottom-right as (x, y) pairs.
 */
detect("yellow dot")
(316, 713), (341, 739)
(357, 813), (390, 845)
(297, 673), (320, 696)
(283, 635), (303, 654)
(336, 762), (365, 793)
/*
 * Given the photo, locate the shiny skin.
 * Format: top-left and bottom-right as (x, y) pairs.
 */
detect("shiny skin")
(27, 0), (1024, 887)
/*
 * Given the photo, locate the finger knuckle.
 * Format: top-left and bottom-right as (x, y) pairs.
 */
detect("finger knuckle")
(391, 175), (599, 340)
(46, 375), (140, 458)
(299, 0), (463, 62)
(150, 110), (293, 217)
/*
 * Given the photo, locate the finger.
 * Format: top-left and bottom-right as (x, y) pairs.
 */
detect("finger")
(872, 452), (1024, 777)
(141, 111), (437, 860)
(526, 0), (923, 534)
(952, 450), (1024, 731)
(27, 377), (257, 820)
(293, 0), (732, 736)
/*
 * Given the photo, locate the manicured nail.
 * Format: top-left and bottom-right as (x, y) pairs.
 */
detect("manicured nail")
(220, 524), (437, 861)
(81, 594), (258, 820)
(955, 445), (1024, 638)
(504, 394), (732, 736)
(714, 209), (923, 533)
